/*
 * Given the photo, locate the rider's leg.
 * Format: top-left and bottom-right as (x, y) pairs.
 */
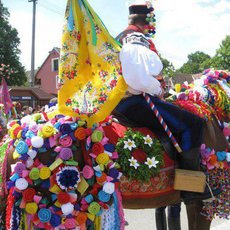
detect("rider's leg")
(155, 207), (167, 230)
(167, 203), (181, 230)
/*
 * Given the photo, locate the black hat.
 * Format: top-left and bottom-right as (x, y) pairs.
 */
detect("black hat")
(129, 4), (153, 15)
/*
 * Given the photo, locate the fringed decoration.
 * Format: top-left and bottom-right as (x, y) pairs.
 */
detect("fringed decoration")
(5, 188), (14, 230)
(11, 205), (22, 230)
(2, 140), (13, 196)
(202, 168), (230, 220)
(115, 189), (125, 230)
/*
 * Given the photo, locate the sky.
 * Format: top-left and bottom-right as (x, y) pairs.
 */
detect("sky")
(2, 0), (230, 70)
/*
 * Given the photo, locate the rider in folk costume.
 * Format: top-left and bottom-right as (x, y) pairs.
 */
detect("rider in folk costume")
(114, 0), (220, 202)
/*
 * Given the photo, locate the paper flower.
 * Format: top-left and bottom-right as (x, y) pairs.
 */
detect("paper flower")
(15, 178), (28, 190)
(61, 202), (74, 215)
(39, 167), (51, 180)
(14, 162), (26, 176)
(57, 192), (71, 204)
(74, 127), (86, 140)
(124, 139), (136, 151)
(128, 156), (139, 169)
(59, 147), (73, 160)
(91, 130), (103, 142)
(76, 212), (87, 225)
(103, 182), (115, 194)
(56, 166), (81, 190)
(82, 165), (94, 179)
(23, 188), (36, 202)
(98, 190), (111, 202)
(38, 208), (52, 223)
(50, 214), (61, 227)
(226, 152), (230, 162)
(96, 153), (110, 165)
(216, 151), (226, 162)
(16, 141), (29, 155)
(131, 149), (147, 163)
(59, 123), (72, 135)
(143, 135), (153, 147)
(31, 136), (44, 148)
(41, 124), (55, 138)
(92, 142), (104, 155)
(64, 218), (77, 229)
(145, 156), (159, 168)
(59, 135), (73, 147)
(25, 202), (38, 214)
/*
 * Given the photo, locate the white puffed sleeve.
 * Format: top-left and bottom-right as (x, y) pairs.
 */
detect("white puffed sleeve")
(119, 42), (163, 96)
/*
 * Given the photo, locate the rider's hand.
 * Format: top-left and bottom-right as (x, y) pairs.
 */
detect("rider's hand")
(158, 87), (165, 99)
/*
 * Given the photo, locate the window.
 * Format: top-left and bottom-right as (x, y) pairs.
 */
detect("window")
(52, 58), (59, 72)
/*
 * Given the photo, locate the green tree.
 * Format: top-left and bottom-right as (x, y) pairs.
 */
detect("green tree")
(160, 56), (175, 78)
(0, 2), (27, 86)
(211, 35), (230, 70)
(178, 51), (211, 74)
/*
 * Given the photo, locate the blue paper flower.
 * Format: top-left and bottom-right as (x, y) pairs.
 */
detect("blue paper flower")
(16, 141), (28, 155)
(56, 166), (81, 190)
(216, 151), (226, 162)
(98, 190), (111, 203)
(38, 208), (52, 223)
(50, 213), (61, 227)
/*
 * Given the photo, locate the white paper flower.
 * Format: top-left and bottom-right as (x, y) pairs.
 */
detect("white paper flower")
(124, 139), (136, 151)
(145, 156), (159, 168)
(128, 157), (140, 169)
(226, 152), (230, 162)
(143, 135), (153, 147)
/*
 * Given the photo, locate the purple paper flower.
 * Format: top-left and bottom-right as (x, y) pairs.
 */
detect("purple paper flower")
(59, 123), (72, 135)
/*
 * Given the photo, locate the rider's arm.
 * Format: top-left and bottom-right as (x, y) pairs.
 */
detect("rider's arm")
(119, 42), (163, 96)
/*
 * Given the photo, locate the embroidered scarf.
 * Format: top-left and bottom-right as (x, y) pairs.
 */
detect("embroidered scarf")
(58, 0), (127, 127)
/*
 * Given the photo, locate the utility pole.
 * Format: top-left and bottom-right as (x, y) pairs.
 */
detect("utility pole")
(28, 0), (37, 88)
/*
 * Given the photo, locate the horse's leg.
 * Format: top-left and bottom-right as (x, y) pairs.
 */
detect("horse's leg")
(167, 203), (181, 230)
(155, 207), (167, 230)
(185, 201), (211, 230)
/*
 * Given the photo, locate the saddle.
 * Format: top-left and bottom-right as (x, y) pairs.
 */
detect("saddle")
(112, 109), (178, 161)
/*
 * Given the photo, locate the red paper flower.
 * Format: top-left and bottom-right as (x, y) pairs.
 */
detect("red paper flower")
(92, 142), (104, 156)
(57, 192), (71, 204)
(132, 149), (147, 163)
(23, 188), (36, 202)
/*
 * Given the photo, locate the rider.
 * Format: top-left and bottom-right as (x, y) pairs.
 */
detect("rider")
(114, 0), (220, 203)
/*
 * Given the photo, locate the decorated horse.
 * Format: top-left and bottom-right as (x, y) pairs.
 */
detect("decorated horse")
(0, 69), (229, 230)
(0, 0), (229, 229)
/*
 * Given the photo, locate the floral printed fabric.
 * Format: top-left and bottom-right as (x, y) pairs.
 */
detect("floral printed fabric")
(58, 0), (127, 127)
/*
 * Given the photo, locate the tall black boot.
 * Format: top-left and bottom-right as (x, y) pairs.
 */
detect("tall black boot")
(179, 148), (222, 203)
(155, 207), (167, 230)
(167, 204), (181, 230)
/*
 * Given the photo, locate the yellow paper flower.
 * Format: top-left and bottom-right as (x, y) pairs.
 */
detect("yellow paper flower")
(40, 167), (51, 180)
(25, 202), (38, 214)
(41, 124), (55, 138)
(96, 153), (110, 165)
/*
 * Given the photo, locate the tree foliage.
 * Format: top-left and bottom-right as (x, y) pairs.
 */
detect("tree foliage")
(178, 51), (211, 74)
(211, 35), (230, 70)
(0, 2), (27, 86)
(160, 56), (175, 78)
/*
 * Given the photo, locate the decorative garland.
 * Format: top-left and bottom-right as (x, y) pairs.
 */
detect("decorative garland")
(3, 113), (125, 229)
(116, 129), (164, 182)
(167, 69), (230, 121)
(200, 144), (230, 220)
